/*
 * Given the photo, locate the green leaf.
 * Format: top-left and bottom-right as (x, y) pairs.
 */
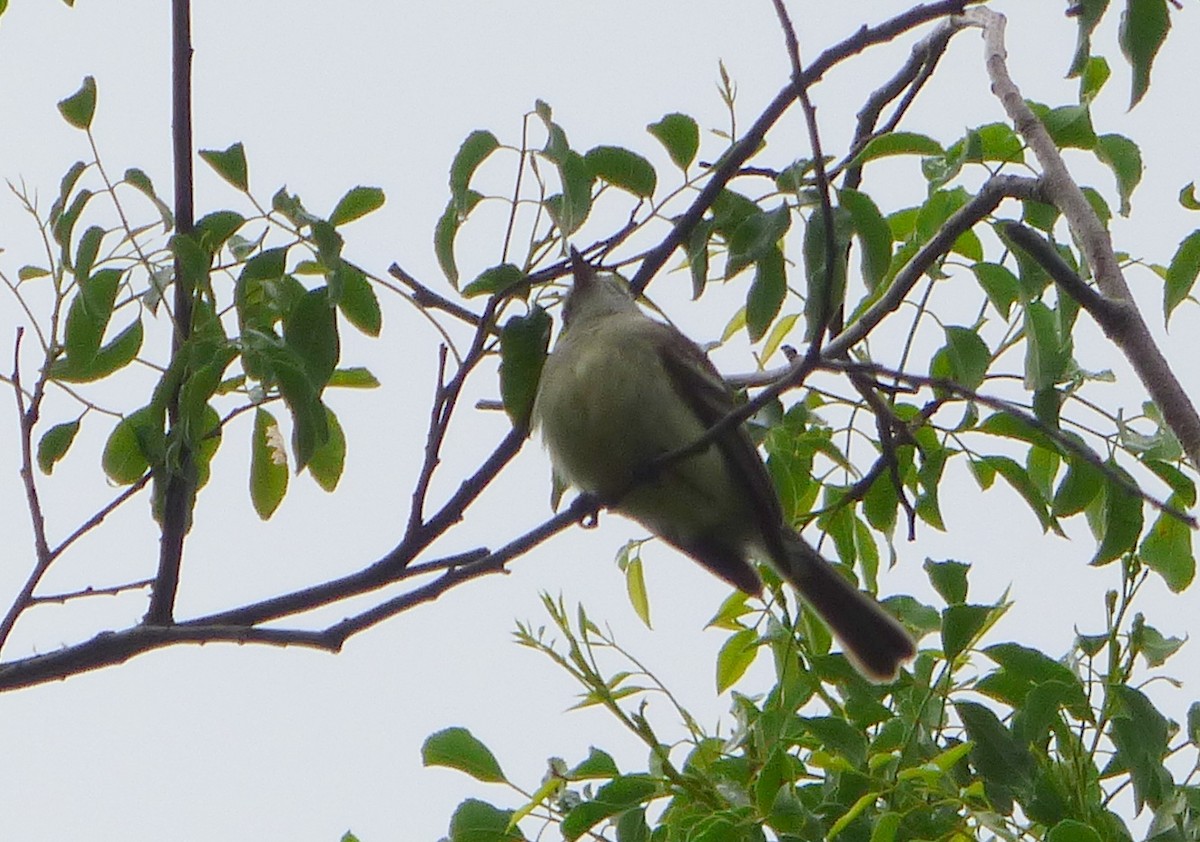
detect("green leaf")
(62, 267), (120, 365)
(194, 210), (245, 253)
(1024, 300), (1072, 391)
(328, 367), (381, 388)
(1068, 0), (1108, 76)
(856, 131), (943, 163)
(199, 142), (249, 192)
(1094, 134), (1142, 216)
(568, 747), (620, 780)
(1047, 819), (1102, 842)
(1188, 702), (1200, 745)
(1109, 685), (1172, 812)
(18, 265), (50, 281)
(1119, 0), (1170, 108)
(803, 205), (852, 340)
(334, 264), (382, 336)
(971, 262), (1020, 320)
(1140, 507), (1194, 592)
(839, 187), (892, 292)
(647, 113), (699, 170)
(1090, 469), (1143, 565)
(1052, 458), (1104, 517)
(73, 225), (104, 279)
(329, 185), (385, 226)
(462, 263), (526, 298)
(924, 559), (969, 605)
(250, 408), (288, 519)
(102, 406), (162, 484)
(58, 318), (143, 383)
(584, 145), (656, 198)
(930, 326), (990, 391)
(307, 407), (346, 493)
(1028, 102), (1096, 150)
(942, 604), (992, 662)
(1164, 229), (1200, 324)
(37, 420), (81, 474)
(623, 555), (651, 629)
(450, 130), (500, 214)
(498, 308), (551, 429)
(727, 204), (791, 279)
(434, 193), (481, 287)
(978, 455), (1055, 533)
(560, 776), (658, 841)
(745, 247), (785, 342)
(422, 727), (507, 783)
(955, 700), (1034, 791)
(57, 76), (97, 129)
(716, 628), (758, 693)
(1181, 182), (1200, 211)
(546, 151), (594, 235)
(283, 287), (339, 390)
(447, 799), (522, 842)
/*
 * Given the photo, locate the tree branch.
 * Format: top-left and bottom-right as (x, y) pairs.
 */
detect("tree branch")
(965, 6), (1200, 469)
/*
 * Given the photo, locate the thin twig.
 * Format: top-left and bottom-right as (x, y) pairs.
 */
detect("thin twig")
(29, 579), (155, 606)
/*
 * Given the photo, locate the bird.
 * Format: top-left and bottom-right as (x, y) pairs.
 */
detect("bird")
(531, 249), (916, 681)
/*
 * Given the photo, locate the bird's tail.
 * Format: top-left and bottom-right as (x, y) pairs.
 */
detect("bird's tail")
(772, 531), (916, 682)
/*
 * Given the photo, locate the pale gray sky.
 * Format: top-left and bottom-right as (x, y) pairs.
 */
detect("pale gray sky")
(1, 2), (1197, 840)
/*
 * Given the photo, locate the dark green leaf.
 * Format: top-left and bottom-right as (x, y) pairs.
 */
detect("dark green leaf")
(250, 408), (288, 519)
(803, 206), (852, 340)
(73, 225), (104, 279)
(195, 210), (245, 252)
(1164, 229), (1200, 324)
(422, 727), (507, 784)
(727, 204), (790, 279)
(60, 267), (120, 366)
(329, 185), (385, 226)
(647, 113), (699, 171)
(1119, 0), (1170, 108)
(37, 420), (81, 475)
(1028, 102), (1096, 150)
(746, 247), (785, 342)
(462, 263), (526, 299)
(862, 472), (899, 535)
(1109, 684), (1171, 812)
(1068, 0), (1109, 76)
(283, 287), (339, 390)
(1094, 134), (1142, 216)
(547, 151), (594, 235)
(334, 264), (382, 336)
(57, 76), (96, 129)
(52, 188), (93, 263)
(1188, 702), (1200, 745)
(1047, 819), (1102, 842)
(924, 559), (969, 605)
(1024, 300), (1072, 391)
(930, 326), (990, 391)
(561, 776), (658, 841)
(1180, 182), (1200, 211)
(839, 188), (892, 292)
(568, 747), (620, 780)
(974, 122), (1025, 163)
(307, 407), (346, 493)
(978, 455), (1055, 532)
(1140, 507), (1194, 592)
(18, 266), (50, 281)
(498, 308), (550, 429)
(447, 799), (522, 842)
(434, 193), (481, 287)
(450, 130), (500, 214)
(971, 262), (1020, 320)
(1090, 469), (1143, 565)
(102, 406), (162, 484)
(942, 604), (992, 662)
(199, 142), (249, 192)
(955, 700), (1034, 790)
(1052, 458), (1104, 516)
(856, 131), (944, 163)
(585, 146), (656, 198)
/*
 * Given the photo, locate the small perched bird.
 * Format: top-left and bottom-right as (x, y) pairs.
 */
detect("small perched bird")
(532, 250), (916, 681)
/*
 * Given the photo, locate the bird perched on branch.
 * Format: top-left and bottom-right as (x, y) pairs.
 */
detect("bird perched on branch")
(532, 249), (915, 681)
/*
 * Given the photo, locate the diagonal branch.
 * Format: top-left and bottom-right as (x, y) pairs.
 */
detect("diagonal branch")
(964, 6), (1200, 469)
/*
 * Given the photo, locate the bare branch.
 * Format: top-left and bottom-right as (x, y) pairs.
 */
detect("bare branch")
(964, 6), (1200, 469)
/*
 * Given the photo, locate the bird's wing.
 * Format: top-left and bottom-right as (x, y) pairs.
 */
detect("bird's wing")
(652, 322), (788, 551)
